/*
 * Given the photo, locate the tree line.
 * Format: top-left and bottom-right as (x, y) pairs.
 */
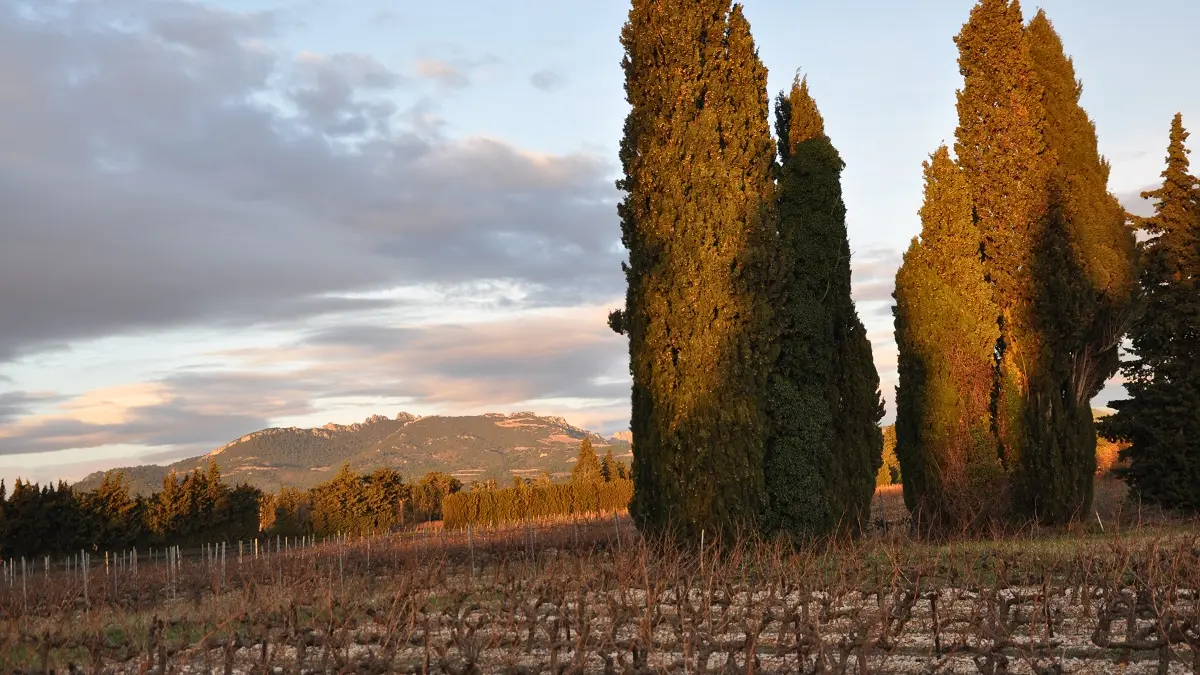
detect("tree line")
(442, 438), (633, 529)
(0, 438), (634, 558)
(609, 0), (1197, 540)
(0, 462), (462, 559)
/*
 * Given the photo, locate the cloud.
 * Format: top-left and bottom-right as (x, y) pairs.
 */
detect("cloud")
(414, 54), (500, 91)
(530, 69), (565, 93)
(301, 306), (629, 407)
(0, 304), (631, 457)
(59, 383), (172, 426)
(0, 0), (623, 364)
(0, 370), (320, 456)
(0, 391), (58, 424)
(289, 52), (406, 136)
(1116, 186), (1158, 219)
(850, 247), (901, 304)
(415, 58), (470, 90)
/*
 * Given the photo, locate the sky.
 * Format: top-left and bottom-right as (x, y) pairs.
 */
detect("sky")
(1, 0), (1197, 486)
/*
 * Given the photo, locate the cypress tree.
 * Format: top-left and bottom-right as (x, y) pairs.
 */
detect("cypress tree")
(829, 244), (886, 533)
(1021, 11), (1137, 521)
(611, 1), (776, 537)
(942, 1), (1136, 523)
(764, 75), (882, 537)
(953, 0), (1059, 521)
(1100, 115), (1200, 510)
(1027, 11), (1136, 312)
(954, 0), (1047, 486)
(876, 425), (901, 487)
(936, 2), (1137, 524)
(894, 146), (1001, 533)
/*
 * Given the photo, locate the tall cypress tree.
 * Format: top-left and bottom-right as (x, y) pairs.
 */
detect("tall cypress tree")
(611, 1), (776, 537)
(1022, 11), (1137, 521)
(1100, 115), (1200, 510)
(764, 76), (882, 537)
(894, 147), (1001, 533)
(953, 0), (1060, 521)
(946, 1), (1135, 524)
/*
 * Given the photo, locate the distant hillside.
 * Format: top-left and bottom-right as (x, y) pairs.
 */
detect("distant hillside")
(76, 412), (632, 495)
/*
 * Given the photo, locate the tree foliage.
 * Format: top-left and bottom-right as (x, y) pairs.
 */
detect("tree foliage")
(613, 0), (777, 538)
(442, 479), (634, 530)
(764, 75), (882, 538)
(1019, 9), (1135, 522)
(952, 0), (1053, 521)
(571, 437), (601, 484)
(411, 472), (462, 522)
(894, 0), (1136, 527)
(1100, 114), (1200, 510)
(144, 461), (261, 544)
(876, 426), (901, 487)
(894, 147), (1002, 532)
(0, 464), (468, 558)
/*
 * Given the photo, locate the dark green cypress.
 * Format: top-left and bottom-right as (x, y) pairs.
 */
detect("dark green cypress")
(1100, 115), (1200, 510)
(764, 76), (882, 537)
(830, 273), (886, 531)
(894, 146), (1001, 533)
(611, 1), (776, 538)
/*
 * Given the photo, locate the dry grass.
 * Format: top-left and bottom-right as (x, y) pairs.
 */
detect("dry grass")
(3, 501), (1200, 674)
(871, 484), (908, 530)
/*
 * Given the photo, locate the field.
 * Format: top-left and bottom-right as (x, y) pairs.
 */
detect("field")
(3, 482), (1200, 674)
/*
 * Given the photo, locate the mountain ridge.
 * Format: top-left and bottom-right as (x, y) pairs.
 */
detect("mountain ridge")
(76, 411), (632, 496)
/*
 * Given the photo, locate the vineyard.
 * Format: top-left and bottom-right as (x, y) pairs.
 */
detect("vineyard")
(1, 506), (1200, 674)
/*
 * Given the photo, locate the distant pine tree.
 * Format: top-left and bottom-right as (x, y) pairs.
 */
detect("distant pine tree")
(571, 437), (601, 484)
(311, 464), (363, 536)
(876, 426), (901, 487)
(413, 471), (461, 522)
(147, 471), (186, 540)
(81, 471), (140, 549)
(600, 450), (619, 482)
(1100, 114), (1200, 510)
(612, 0), (776, 538)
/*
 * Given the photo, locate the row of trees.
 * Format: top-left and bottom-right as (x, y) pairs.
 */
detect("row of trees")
(442, 480), (633, 530)
(609, 0), (881, 540)
(257, 466), (462, 538)
(443, 438), (633, 529)
(0, 462), (463, 558)
(0, 437), (633, 557)
(893, 0), (1198, 532)
(0, 464), (261, 558)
